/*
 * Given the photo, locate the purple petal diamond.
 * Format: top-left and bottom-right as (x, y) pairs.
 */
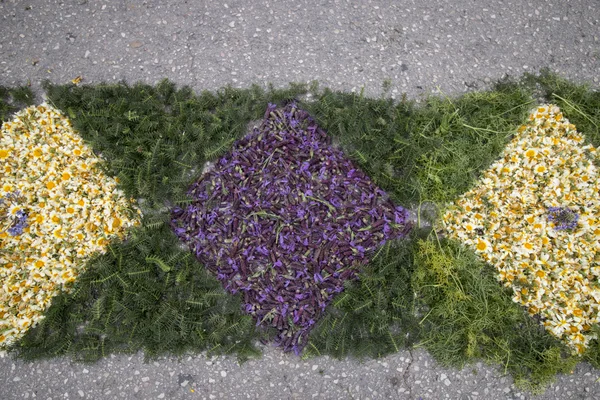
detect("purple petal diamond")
(171, 102), (412, 353)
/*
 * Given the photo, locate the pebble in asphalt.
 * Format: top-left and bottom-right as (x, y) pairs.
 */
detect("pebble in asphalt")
(1, 0), (600, 399)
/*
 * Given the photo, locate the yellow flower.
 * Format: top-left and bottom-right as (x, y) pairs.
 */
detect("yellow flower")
(112, 217), (122, 229)
(8, 204), (21, 216)
(475, 239), (489, 252)
(525, 149), (537, 158)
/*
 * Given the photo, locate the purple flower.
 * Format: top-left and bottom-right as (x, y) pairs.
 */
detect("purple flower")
(2, 192), (29, 237)
(8, 221), (26, 236)
(330, 197), (342, 208)
(547, 206), (579, 230)
(256, 245), (269, 256)
(299, 161), (310, 174)
(383, 223), (391, 235)
(394, 206), (408, 224)
(173, 227), (187, 236)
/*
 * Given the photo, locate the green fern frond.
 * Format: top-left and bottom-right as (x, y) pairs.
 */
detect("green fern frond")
(145, 255), (172, 272)
(204, 138), (235, 160)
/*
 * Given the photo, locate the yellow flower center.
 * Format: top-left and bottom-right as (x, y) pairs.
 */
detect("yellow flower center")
(535, 270), (546, 278)
(525, 149), (536, 158)
(112, 217), (122, 229)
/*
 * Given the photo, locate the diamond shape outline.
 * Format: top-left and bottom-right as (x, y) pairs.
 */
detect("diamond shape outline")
(171, 102), (412, 353)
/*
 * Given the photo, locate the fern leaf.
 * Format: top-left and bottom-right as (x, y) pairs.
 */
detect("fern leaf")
(145, 255), (172, 272)
(204, 138), (234, 160)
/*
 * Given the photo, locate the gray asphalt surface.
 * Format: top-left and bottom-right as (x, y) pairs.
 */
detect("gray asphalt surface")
(1, 0), (600, 399)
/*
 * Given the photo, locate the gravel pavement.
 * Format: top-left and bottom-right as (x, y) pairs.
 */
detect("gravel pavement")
(1, 0), (600, 399)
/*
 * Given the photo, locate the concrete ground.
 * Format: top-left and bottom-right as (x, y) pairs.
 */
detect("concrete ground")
(1, 0), (600, 399)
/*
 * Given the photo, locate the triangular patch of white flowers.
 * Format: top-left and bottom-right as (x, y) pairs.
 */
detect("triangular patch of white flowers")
(0, 104), (141, 349)
(443, 105), (600, 354)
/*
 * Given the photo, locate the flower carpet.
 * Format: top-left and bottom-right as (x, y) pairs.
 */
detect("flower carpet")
(0, 74), (599, 392)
